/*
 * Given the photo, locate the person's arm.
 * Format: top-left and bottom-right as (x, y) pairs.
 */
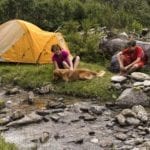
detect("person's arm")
(66, 56), (73, 70)
(125, 57), (141, 69)
(53, 61), (59, 70)
(125, 47), (143, 69)
(117, 52), (126, 71)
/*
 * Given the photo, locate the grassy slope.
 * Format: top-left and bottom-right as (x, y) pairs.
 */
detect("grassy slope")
(0, 62), (118, 101)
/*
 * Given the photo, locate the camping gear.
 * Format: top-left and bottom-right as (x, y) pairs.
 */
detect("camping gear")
(0, 19), (69, 64)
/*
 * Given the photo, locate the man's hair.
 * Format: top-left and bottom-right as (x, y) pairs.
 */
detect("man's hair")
(127, 40), (136, 47)
(51, 44), (61, 52)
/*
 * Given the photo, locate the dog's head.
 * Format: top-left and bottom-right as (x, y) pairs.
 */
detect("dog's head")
(53, 69), (71, 81)
(53, 69), (62, 81)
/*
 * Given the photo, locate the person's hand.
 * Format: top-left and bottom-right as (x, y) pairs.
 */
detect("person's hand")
(69, 67), (73, 71)
(124, 65), (131, 70)
(120, 66), (126, 71)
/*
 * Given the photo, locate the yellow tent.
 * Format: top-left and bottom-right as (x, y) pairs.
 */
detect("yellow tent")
(0, 19), (70, 64)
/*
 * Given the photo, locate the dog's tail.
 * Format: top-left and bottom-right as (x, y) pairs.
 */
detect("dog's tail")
(96, 70), (106, 77)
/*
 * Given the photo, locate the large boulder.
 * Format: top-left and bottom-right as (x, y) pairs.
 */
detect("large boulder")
(115, 88), (150, 107)
(99, 37), (127, 56)
(99, 37), (150, 65)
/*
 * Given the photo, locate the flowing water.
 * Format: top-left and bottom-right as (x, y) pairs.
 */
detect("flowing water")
(0, 87), (149, 150)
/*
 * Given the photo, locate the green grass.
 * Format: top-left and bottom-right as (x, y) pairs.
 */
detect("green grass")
(0, 62), (118, 101)
(0, 137), (17, 150)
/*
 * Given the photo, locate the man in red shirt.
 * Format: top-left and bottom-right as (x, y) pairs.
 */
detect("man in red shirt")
(117, 40), (146, 75)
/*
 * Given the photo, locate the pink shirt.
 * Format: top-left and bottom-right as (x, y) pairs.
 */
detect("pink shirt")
(52, 50), (70, 68)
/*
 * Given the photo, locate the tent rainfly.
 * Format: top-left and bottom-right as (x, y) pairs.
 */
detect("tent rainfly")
(0, 19), (70, 64)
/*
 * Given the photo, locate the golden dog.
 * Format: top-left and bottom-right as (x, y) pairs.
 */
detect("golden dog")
(53, 69), (105, 82)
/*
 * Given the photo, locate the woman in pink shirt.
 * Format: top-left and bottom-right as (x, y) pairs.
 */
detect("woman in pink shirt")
(51, 44), (80, 70)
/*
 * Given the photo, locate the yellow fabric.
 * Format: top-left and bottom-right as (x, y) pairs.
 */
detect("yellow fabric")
(0, 19), (69, 64)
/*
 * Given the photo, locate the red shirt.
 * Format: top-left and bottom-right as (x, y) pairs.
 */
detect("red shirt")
(122, 46), (145, 62)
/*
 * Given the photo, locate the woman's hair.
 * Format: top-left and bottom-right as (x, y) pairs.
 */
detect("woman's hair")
(127, 40), (136, 47)
(51, 44), (62, 52)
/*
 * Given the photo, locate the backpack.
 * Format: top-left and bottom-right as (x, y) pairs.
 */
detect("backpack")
(109, 54), (120, 73)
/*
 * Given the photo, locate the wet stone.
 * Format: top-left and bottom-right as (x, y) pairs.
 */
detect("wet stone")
(116, 114), (126, 126)
(0, 117), (10, 126)
(51, 108), (64, 114)
(132, 105), (148, 122)
(90, 138), (99, 144)
(27, 91), (35, 105)
(131, 72), (150, 81)
(39, 132), (50, 144)
(0, 126), (9, 132)
(89, 105), (106, 115)
(80, 106), (90, 113)
(111, 83), (122, 90)
(134, 138), (144, 145)
(54, 133), (65, 140)
(82, 114), (97, 122)
(50, 114), (60, 122)
(121, 109), (136, 117)
(113, 126), (131, 133)
(6, 112), (43, 127)
(126, 117), (140, 126)
(6, 87), (20, 95)
(46, 101), (66, 109)
(106, 121), (115, 127)
(88, 131), (95, 136)
(36, 110), (50, 116)
(43, 116), (49, 122)
(10, 110), (24, 121)
(99, 138), (113, 148)
(114, 133), (127, 141)
(111, 75), (127, 83)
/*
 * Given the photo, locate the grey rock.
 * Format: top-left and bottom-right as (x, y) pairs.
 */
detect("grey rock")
(0, 126), (9, 131)
(0, 117), (10, 125)
(36, 110), (50, 116)
(6, 87), (20, 95)
(89, 105), (106, 115)
(126, 117), (140, 126)
(138, 141), (150, 149)
(46, 101), (66, 109)
(51, 108), (64, 114)
(132, 105), (148, 122)
(131, 72), (150, 81)
(111, 75), (127, 83)
(111, 83), (122, 90)
(39, 132), (50, 143)
(134, 138), (144, 145)
(90, 138), (99, 143)
(50, 114), (60, 122)
(121, 109), (136, 117)
(82, 114), (97, 122)
(143, 80), (150, 87)
(144, 87), (150, 92)
(116, 114), (126, 125)
(99, 138), (113, 147)
(36, 84), (55, 94)
(28, 91), (35, 105)
(116, 88), (150, 107)
(6, 112), (43, 127)
(10, 110), (24, 121)
(133, 82), (144, 87)
(115, 133), (127, 141)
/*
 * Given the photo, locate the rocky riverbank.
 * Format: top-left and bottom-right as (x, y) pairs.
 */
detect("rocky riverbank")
(0, 85), (149, 150)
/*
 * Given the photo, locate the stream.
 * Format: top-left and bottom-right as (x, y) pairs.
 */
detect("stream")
(0, 86), (149, 150)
